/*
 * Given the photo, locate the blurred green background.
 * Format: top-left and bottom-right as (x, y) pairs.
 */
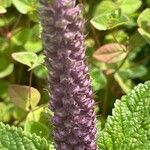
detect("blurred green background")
(0, 0), (150, 138)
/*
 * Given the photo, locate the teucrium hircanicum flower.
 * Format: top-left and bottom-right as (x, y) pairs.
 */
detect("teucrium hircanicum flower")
(39, 0), (97, 149)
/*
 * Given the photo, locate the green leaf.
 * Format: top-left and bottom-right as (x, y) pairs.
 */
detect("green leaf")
(0, 122), (53, 150)
(93, 1), (115, 17)
(104, 30), (128, 43)
(0, 80), (9, 100)
(117, 0), (142, 14)
(33, 65), (48, 79)
(0, 103), (13, 122)
(29, 54), (45, 71)
(114, 72), (133, 93)
(90, 68), (107, 91)
(13, 107), (27, 120)
(13, 0), (30, 14)
(12, 52), (45, 70)
(24, 121), (49, 138)
(26, 107), (53, 140)
(0, 0), (12, 13)
(91, 9), (128, 31)
(137, 8), (150, 44)
(93, 43), (127, 64)
(11, 28), (31, 46)
(0, 6), (6, 14)
(24, 24), (42, 53)
(98, 81), (150, 150)
(12, 52), (37, 67)
(127, 65), (147, 79)
(0, 63), (14, 79)
(0, 0), (12, 8)
(8, 84), (41, 111)
(138, 28), (150, 45)
(0, 56), (14, 78)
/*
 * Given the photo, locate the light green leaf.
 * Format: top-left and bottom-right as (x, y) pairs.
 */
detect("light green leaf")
(0, 56), (14, 78)
(12, 52), (38, 67)
(0, 103), (13, 122)
(98, 81), (150, 150)
(24, 121), (49, 138)
(12, 52), (44, 70)
(127, 65), (147, 79)
(138, 28), (150, 44)
(24, 24), (43, 53)
(0, 0), (12, 8)
(90, 68), (107, 91)
(0, 63), (14, 79)
(104, 30), (128, 43)
(117, 0), (142, 14)
(93, 1), (115, 17)
(91, 9), (128, 31)
(137, 8), (150, 44)
(13, 106), (27, 120)
(8, 84), (41, 111)
(0, 6), (6, 13)
(114, 72), (133, 93)
(24, 41), (42, 53)
(0, 122), (53, 150)
(0, 56), (13, 78)
(26, 107), (53, 140)
(13, 0), (30, 14)
(11, 28), (31, 46)
(0, 80), (9, 100)
(33, 65), (48, 79)
(29, 54), (45, 71)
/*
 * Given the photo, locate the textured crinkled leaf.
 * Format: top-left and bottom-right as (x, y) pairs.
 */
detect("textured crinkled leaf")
(98, 81), (150, 150)
(0, 122), (54, 150)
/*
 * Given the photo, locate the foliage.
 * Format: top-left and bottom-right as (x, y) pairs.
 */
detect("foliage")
(98, 81), (150, 150)
(0, 81), (150, 149)
(0, 122), (54, 150)
(0, 0), (150, 149)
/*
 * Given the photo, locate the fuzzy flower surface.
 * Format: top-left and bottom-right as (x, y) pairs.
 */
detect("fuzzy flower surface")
(39, 0), (97, 149)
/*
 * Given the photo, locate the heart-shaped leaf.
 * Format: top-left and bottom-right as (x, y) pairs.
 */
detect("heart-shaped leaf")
(93, 43), (127, 64)
(12, 52), (45, 70)
(8, 84), (41, 111)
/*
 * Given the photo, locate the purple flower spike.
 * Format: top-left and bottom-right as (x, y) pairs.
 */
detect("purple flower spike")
(39, 0), (97, 149)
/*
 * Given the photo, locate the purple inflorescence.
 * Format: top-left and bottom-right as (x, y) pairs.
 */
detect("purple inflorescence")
(39, 0), (97, 149)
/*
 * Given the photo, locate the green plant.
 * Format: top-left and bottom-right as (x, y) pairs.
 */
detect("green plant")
(0, 81), (150, 149)
(0, 0), (150, 149)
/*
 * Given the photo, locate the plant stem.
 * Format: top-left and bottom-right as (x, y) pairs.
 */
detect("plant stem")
(28, 70), (33, 110)
(102, 76), (110, 117)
